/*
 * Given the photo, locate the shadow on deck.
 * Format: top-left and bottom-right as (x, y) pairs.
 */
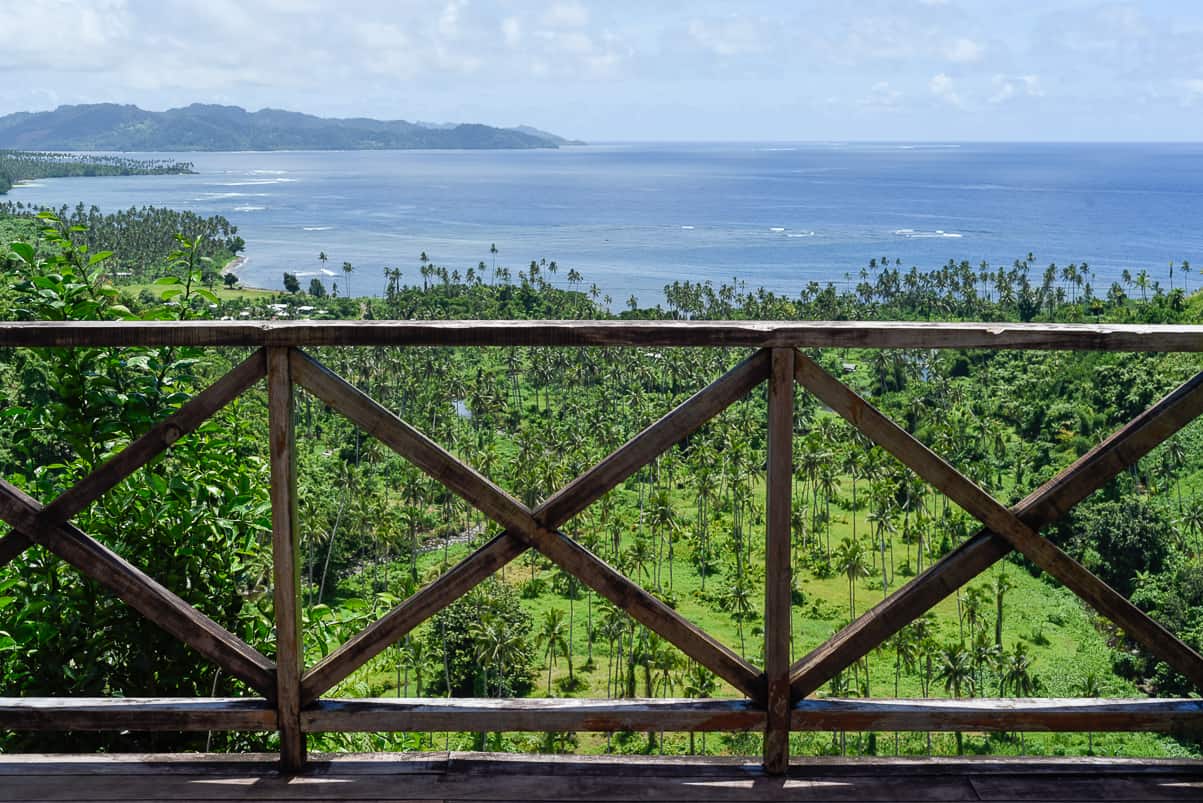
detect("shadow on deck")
(3, 753), (1203, 802)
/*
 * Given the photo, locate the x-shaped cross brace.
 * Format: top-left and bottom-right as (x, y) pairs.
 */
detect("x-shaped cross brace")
(294, 347), (770, 703)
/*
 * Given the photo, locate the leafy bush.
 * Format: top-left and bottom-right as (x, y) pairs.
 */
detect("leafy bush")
(0, 215), (271, 751)
(425, 578), (534, 698)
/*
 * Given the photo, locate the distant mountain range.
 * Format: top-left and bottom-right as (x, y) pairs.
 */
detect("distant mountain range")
(0, 104), (583, 151)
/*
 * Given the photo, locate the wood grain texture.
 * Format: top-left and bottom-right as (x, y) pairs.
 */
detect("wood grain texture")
(1, 752), (1201, 802)
(0, 531), (31, 568)
(2, 319), (1203, 350)
(0, 479), (276, 696)
(0, 698), (275, 731)
(297, 349), (765, 702)
(302, 698), (765, 733)
(793, 352), (1203, 692)
(267, 347), (305, 771)
(789, 698), (1203, 733)
(790, 366), (1203, 700)
(763, 349), (793, 775)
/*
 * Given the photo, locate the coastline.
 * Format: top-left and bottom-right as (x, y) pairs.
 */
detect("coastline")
(220, 254), (276, 295)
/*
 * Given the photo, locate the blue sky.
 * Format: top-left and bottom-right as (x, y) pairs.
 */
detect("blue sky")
(2, 0), (1201, 141)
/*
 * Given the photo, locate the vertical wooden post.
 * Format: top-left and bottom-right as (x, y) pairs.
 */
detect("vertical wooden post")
(268, 347), (305, 772)
(764, 348), (794, 775)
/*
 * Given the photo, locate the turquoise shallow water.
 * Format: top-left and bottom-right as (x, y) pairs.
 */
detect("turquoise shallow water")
(8, 142), (1203, 304)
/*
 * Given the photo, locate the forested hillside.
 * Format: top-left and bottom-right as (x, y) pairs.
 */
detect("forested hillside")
(2, 211), (1203, 760)
(0, 104), (568, 151)
(0, 151), (193, 195)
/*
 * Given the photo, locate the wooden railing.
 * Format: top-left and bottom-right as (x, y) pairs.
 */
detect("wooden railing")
(2, 321), (1203, 774)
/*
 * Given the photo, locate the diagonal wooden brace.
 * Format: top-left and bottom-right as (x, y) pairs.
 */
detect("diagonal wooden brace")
(792, 351), (1203, 694)
(0, 349), (267, 568)
(0, 479), (276, 696)
(295, 348), (769, 702)
(790, 358), (1203, 700)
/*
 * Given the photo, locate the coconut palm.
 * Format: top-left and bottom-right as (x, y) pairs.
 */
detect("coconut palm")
(538, 608), (570, 695)
(938, 643), (974, 754)
(682, 662), (717, 754)
(834, 536), (871, 619)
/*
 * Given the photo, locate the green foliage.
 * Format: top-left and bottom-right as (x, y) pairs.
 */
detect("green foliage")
(425, 579), (535, 698)
(0, 215), (271, 751)
(0, 150), (192, 198)
(1069, 499), (1171, 597)
(0, 201), (242, 281)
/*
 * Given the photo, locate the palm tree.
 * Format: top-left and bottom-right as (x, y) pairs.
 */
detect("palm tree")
(834, 536), (871, 619)
(646, 487), (678, 593)
(1181, 499), (1203, 556)
(682, 663), (717, 754)
(722, 576), (755, 656)
(1164, 437), (1187, 514)
(938, 643), (974, 754)
(1002, 641), (1039, 752)
(538, 608), (570, 695)
(1073, 672), (1102, 754)
(993, 569), (1013, 648)
(341, 260), (353, 298)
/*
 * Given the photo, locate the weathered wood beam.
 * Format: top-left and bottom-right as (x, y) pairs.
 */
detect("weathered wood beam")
(302, 698), (764, 734)
(0, 480), (276, 696)
(0, 698), (276, 732)
(3, 319), (1203, 351)
(537, 349), (772, 526)
(0, 350), (266, 570)
(794, 352), (1203, 692)
(298, 349), (768, 702)
(0, 532), (31, 568)
(516, 524), (765, 700)
(790, 698), (1203, 734)
(290, 349), (536, 534)
(790, 366), (1203, 699)
(301, 531), (527, 703)
(763, 349), (793, 775)
(295, 697), (1203, 735)
(267, 347), (305, 772)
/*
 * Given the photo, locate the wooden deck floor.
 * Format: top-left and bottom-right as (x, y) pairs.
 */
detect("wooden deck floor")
(2, 753), (1203, 802)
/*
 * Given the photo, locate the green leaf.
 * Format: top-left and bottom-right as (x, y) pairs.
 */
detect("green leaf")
(9, 242), (35, 263)
(195, 288), (219, 304)
(153, 276), (182, 286)
(88, 250), (114, 265)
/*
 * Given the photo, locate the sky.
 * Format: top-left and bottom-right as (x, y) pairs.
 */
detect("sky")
(1, 0), (1202, 141)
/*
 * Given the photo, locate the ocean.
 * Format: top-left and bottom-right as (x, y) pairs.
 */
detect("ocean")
(7, 142), (1203, 305)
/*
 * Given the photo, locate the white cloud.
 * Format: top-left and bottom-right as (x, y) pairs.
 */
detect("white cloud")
(439, 0), (465, 39)
(501, 17), (522, 47)
(686, 17), (765, 58)
(861, 80), (903, 109)
(0, 0), (132, 71)
(944, 37), (983, 64)
(989, 73), (1043, 104)
(929, 72), (962, 106)
(542, 2), (589, 29)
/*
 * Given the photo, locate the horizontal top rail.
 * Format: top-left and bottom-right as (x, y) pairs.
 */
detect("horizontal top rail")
(1, 320), (1203, 350)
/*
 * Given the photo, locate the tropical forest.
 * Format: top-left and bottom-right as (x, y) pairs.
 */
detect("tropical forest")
(2, 188), (1203, 762)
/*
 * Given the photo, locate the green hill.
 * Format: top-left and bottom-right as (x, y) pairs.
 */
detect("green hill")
(0, 103), (574, 151)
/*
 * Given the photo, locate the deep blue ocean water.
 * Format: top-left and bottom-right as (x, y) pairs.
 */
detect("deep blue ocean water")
(7, 142), (1203, 304)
